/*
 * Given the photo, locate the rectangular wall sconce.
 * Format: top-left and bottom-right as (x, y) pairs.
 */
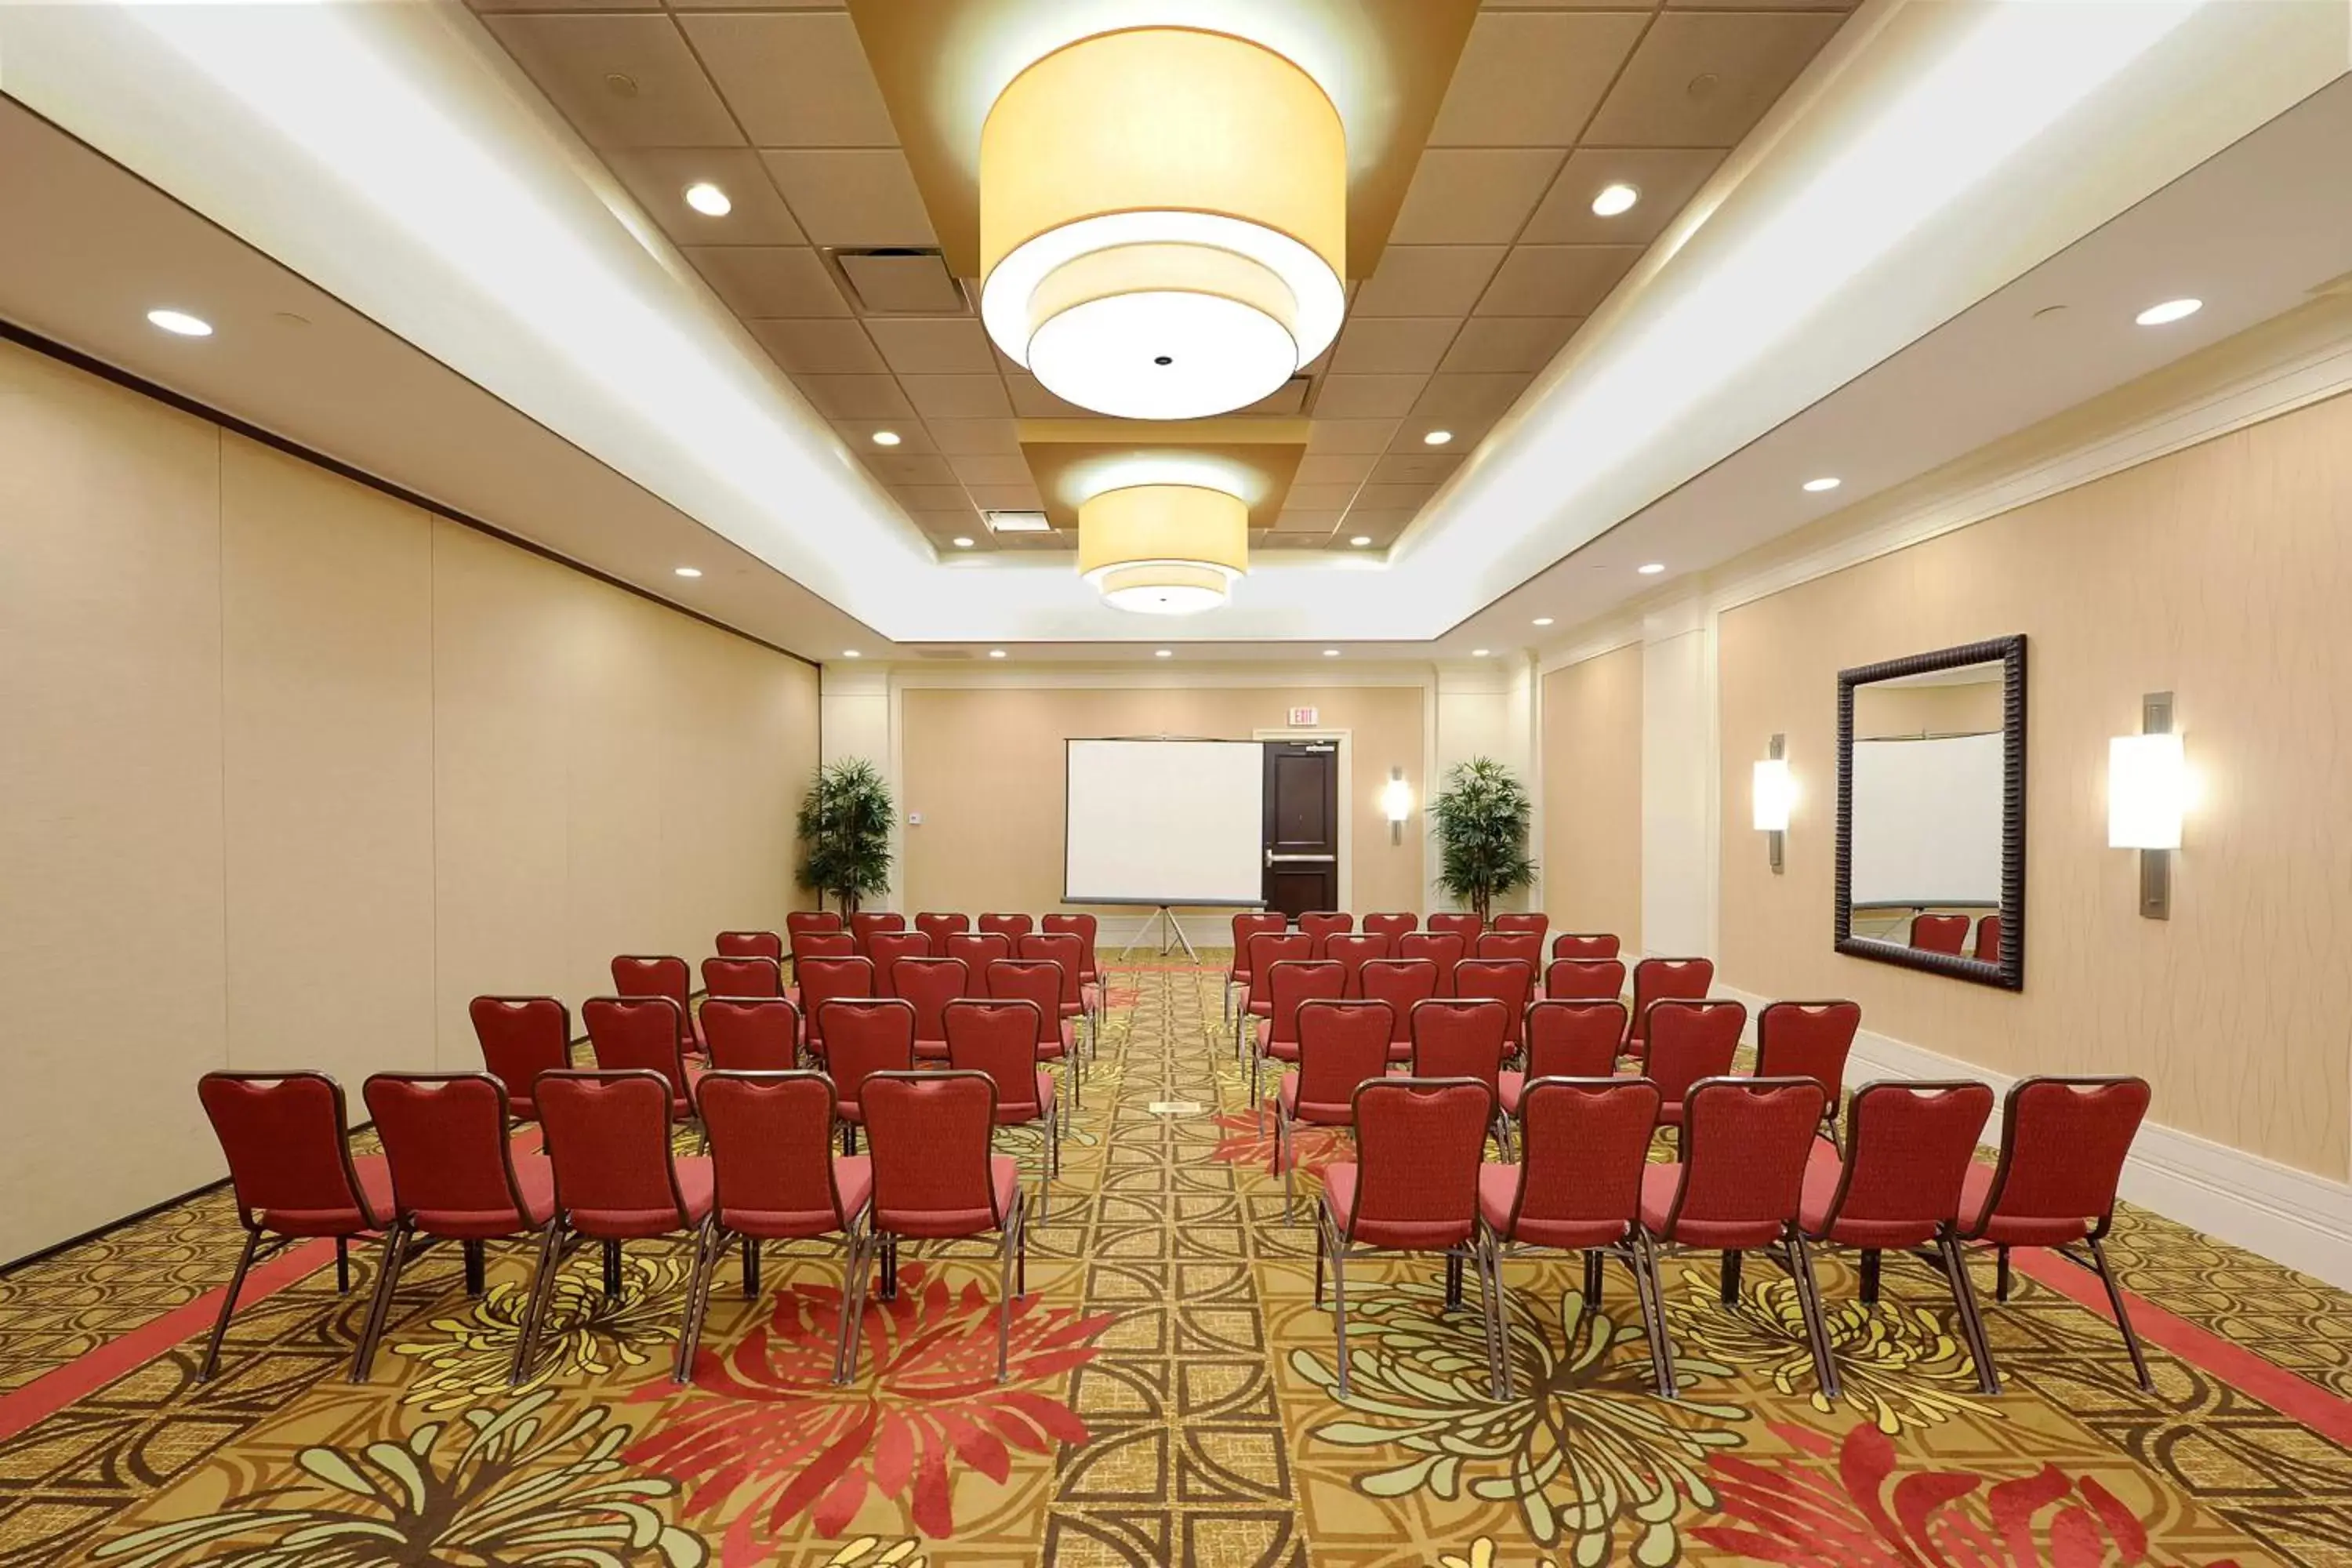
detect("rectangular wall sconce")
(1753, 735), (1791, 874)
(2108, 692), (2182, 919)
(1383, 767), (1413, 846)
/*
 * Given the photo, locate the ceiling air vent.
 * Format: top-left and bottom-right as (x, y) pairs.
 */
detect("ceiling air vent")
(832, 249), (970, 315)
(984, 510), (1052, 535)
(914, 648), (975, 660)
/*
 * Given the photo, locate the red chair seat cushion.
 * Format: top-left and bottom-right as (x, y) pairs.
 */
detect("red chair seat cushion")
(1479, 1163), (1627, 1250)
(1497, 1070), (1523, 1116)
(1958, 1164), (2092, 1246)
(1385, 1040), (1413, 1063)
(1799, 1142), (1939, 1248)
(878, 1156), (1024, 1239)
(1081, 982), (1102, 1009)
(1276, 1073), (1352, 1125)
(1639, 1163), (1786, 1250)
(721, 1155), (871, 1240)
(568, 1156), (714, 1240)
(914, 1038), (950, 1061)
(263, 1154), (397, 1236)
(412, 1155), (557, 1238)
(1321, 1163), (1474, 1251)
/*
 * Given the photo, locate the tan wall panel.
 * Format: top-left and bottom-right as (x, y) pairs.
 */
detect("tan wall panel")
(1540, 645), (1642, 949)
(1718, 390), (2352, 1180)
(900, 684), (1426, 917)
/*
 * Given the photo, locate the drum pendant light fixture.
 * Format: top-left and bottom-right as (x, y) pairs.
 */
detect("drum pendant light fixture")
(1076, 483), (1249, 614)
(979, 27), (1347, 421)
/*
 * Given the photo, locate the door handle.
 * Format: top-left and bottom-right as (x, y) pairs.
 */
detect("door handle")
(1265, 852), (1338, 865)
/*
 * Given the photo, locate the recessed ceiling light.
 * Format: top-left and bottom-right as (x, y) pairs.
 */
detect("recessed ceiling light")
(1638, 562), (1666, 575)
(870, 430), (902, 447)
(1532, 616), (1555, 627)
(682, 182), (731, 217)
(147, 308), (212, 337)
(1802, 476), (1842, 493)
(841, 650), (862, 659)
(987, 648), (1007, 659)
(951, 535), (975, 549)
(2135, 297), (2202, 326)
(1153, 648), (1173, 659)
(1471, 648), (1491, 658)
(1591, 183), (1640, 218)
(673, 566), (702, 578)
(1422, 430), (1453, 446)
(1349, 535), (1372, 547)
(1322, 648), (1341, 657)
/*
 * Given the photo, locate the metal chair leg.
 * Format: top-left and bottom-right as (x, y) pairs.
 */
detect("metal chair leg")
(1632, 1231), (1678, 1399)
(674, 1221), (717, 1385)
(1719, 1249), (1743, 1305)
(198, 1230), (265, 1384)
(463, 1239), (486, 1298)
(742, 1234), (760, 1298)
(1784, 1229), (1842, 1403)
(1859, 1248), (1882, 1305)
(834, 1225), (871, 1385)
(1996, 1244), (2013, 1301)
(1480, 1232), (1512, 1400)
(2087, 1236), (2155, 1393)
(602, 1239), (623, 1300)
(1329, 1230), (1352, 1400)
(334, 1237), (351, 1296)
(1936, 1229), (2000, 1395)
(996, 1212), (1020, 1383)
(350, 1222), (411, 1383)
(510, 1221), (565, 1388)
(1473, 1234), (1506, 1401)
(1583, 1249), (1604, 1307)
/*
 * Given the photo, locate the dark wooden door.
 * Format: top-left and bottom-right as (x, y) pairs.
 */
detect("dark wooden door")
(1263, 742), (1339, 918)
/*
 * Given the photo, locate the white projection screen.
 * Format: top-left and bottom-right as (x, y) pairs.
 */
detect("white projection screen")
(1065, 739), (1265, 906)
(1849, 733), (2005, 906)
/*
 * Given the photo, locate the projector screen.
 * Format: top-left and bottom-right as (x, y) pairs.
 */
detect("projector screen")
(1850, 732), (2005, 906)
(1065, 739), (1266, 906)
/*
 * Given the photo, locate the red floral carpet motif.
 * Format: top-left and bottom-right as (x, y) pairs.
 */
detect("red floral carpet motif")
(1695, 1421), (2244, 1568)
(1206, 1110), (1348, 1180)
(626, 1263), (1112, 1561)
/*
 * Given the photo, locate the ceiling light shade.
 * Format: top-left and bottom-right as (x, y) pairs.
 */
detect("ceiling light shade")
(979, 28), (1345, 420)
(1077, 484), (1248, 615)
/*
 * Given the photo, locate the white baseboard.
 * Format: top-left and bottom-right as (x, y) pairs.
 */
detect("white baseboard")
(1717, 984), (2352, 1293)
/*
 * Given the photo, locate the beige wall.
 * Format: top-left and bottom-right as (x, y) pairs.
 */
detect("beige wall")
(0, 342), (819, 1261)
(1716, 389), (2352, 1181)
(898, 684), (1426, 919)
(1540, 645), (1642, 949)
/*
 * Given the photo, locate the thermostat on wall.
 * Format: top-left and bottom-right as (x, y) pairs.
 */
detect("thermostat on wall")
(906, 811), (922, 826)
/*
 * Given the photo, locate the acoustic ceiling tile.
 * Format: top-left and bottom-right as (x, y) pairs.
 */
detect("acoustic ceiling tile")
(1427, 10), (1650, 147)
(1305, 419), (1403, 456)
(1312, 374), (1429, 419)
(1474, 245), (1642, 318)
(1292, 454), (1379, 487)
(1389, 150), (1565, 245)
(1438, 315), (1581, 374)
(1412, 372), (1533, 423)
(900, 374), (1014, 420)
(1351, 245), (1509, 318)
(946, 453), (1036, 487)
(795, 374), (916, 421)
(1523, 147), (1730, 246)
(760, 149), (936, 247)
(924, 418), (1022, 455)
(686, 246), (850, 316)
(1584, 9), (1844, 148)
(864, 318), (999, 375)
(1328, 318), (1463, 376)
(1370, 452), (1464, 485)
(483, 15), (741, 149)
(677, 13), (897, 147)
(747, 318), (885, 375)
(604, 148), (803, 245)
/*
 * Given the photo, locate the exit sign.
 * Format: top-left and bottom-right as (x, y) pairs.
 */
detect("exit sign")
(1288, 706), (1319, 727)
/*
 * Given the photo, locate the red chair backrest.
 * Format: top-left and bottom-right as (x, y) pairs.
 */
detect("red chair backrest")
(1323, 933), (1389, 996)
(1982, 1076), (2151, 1227)
(914, 912), (970, 945)
(1506, 1077), (1662, 1234)
(862, 1072), (1006, 1236)
(612, 954), (690, 1013)
(468, 996), (571, 1114)
(582, 996), (693, 1110)
(702, 955), (782, 1000)
(1426, 912), (1483, 942)
(716, 930), (783, 962)
(1826, 1080), (1995, 1229)
(1475, 931), (1542, 966)
(820, 998), (916, 1109)
(1358, 959), (1439, 1044)
(978, 912), (1033, 940)
(1230, 913), (1288, 971)
(1756, 1000), (1861, 1110)
(1644, 999), (1747, 1104)
(695, 1071), (848, 1234)
(944, 1000), (1047, 1120)
(1909, 913), (1970, 955)
(850, 911), (908, 954)
(1017, 933), (1086, 1007)
(1361, 913), (1416, 943)
(1525, 1000), (1628, 1080)
(1490, 913), (1548, 939)
(1972, 913), (2003, 964)
(699, 998), (800, 1072)
(865, 931), (932, 993)
(363, 1073), (532, 1229)
(945, 931), (1013, 978)
(1041, 913), (1099, 979)
(1655, 1077), (1826, 1241)
(1290, 1001), (1393, 1112)
(893, 957), (969, 1043)
(1298, 912), (1354, 955)
(1452, 958), (1534, 1045)
(796, 956), (875, 1047)
(1630, 957), (1715, 1042)
(1341, 1079), (1491, 1250)
(198, 1071), (376, 1229)
(1264, 960), (1345, 1045)
(786, 910), (844, 937)
(1552, 932), (1621, 960)
(984, 960), (1064, 1044)
(1396, 931), (1465, 996)
(1243, 932), (1314, 1009)
(1544, 957), (1626, 1002)
(791, 931), (858, 962)
(1409, 999), (1510, 1094)
(536, 1071), (691, 1236)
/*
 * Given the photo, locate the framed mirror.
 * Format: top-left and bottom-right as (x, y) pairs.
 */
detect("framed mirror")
(1835, 635), (2026, 989)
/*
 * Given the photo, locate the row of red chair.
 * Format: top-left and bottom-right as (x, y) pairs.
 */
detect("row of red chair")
(1229, 929), (1660, 1047)
(1907, 910), (2002, 962)
(1222, 912), (1583, 1018)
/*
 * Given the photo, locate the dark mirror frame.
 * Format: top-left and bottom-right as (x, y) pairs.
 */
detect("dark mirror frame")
(1834, 634), (2027, 991)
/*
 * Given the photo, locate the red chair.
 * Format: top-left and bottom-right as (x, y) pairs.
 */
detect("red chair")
(946, 998), (1060, 1214)
(1397, 931), (1465, 997)
(1544, 957), (1626, 1002)
(1298, 912), (1354, 956)
(786, 910), (844, 938)
(1237, 931), (1314, 1055)
(1490, 913), (1548, 941)
(1972, 913), (2003, 964)
(583, 996), (699, 1121)
(1957, 1076), (2154, 1392)
(699, 997), (800, 1072)
(1041, 913), (1102, 999)
(1757, 1000), (1862, 1143)
(796, 956), (875, 1059)
(1478, 1076), (1670, 1397)
(612, 954), (703, 1057)
(1323, 932), (1389, 997)
(1225, 912), (1290, 1023)
(688, 1071), (871, 1384)
(355, 1073), (557, 1383)
(945, 931), (1013, 982)
(985, 959), (1079, 1116)
(1802, 1080), (1998, 1395)
(849, 911), (907, 954)
(1316, 1078), (1497, 1398)
(822, 997), (916, 1152)
(716, 930), (783, 962)
(1640, 1076), (1836, 1396)
(532, 1070), (713, 1381)
(1251, 958), (1345, 1116)
(1016, 931), (1090, 1056)
(866, 931), (932, 994)
(1628, 957), (1714, 1057)
(1552, 932), (1621, 961)
(1475, 931), (1543, 966)
(702, 955), (782, 1000)
(978, 912), (1033, 941)
(469, 996), (571, 1121)
(1426, 912), (1483, 943)
(855, 1071), (1029, 1381)
(1452, 958), (1534, 1051)
(1362, 912), (1416, 943)
(1272, 1000), (1392, 1221)
(195, 1072), (393, 1381)
(1909, 913), (1970, 955)
(1359, 958), (1439, 1063)
(1499, 1000), (1628, 1115)
(893, 956), (968, 1061)
(1644, 999), (1748, 1139)
(791, 931), (858, 964)
(914, 912), (970, 946)
(1411, 997), (1512, 1149)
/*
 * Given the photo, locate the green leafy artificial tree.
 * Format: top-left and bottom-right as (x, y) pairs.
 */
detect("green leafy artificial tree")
(797, 757), (895, 913)
(1431, 756), (1537, 922)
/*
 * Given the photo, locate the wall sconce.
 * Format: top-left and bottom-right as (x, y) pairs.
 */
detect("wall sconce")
(1752, 735), (1792, 874)
(1383, 767), (1413, 845)
(2108, 691), (2183, 919)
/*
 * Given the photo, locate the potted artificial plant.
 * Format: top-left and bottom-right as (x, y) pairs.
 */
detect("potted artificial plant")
(1431, 756), (1537, 922)
(796, 757), (894, 913)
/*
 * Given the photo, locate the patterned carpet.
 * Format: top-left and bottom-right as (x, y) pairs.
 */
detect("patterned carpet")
(2, 963), (2349, 1566)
